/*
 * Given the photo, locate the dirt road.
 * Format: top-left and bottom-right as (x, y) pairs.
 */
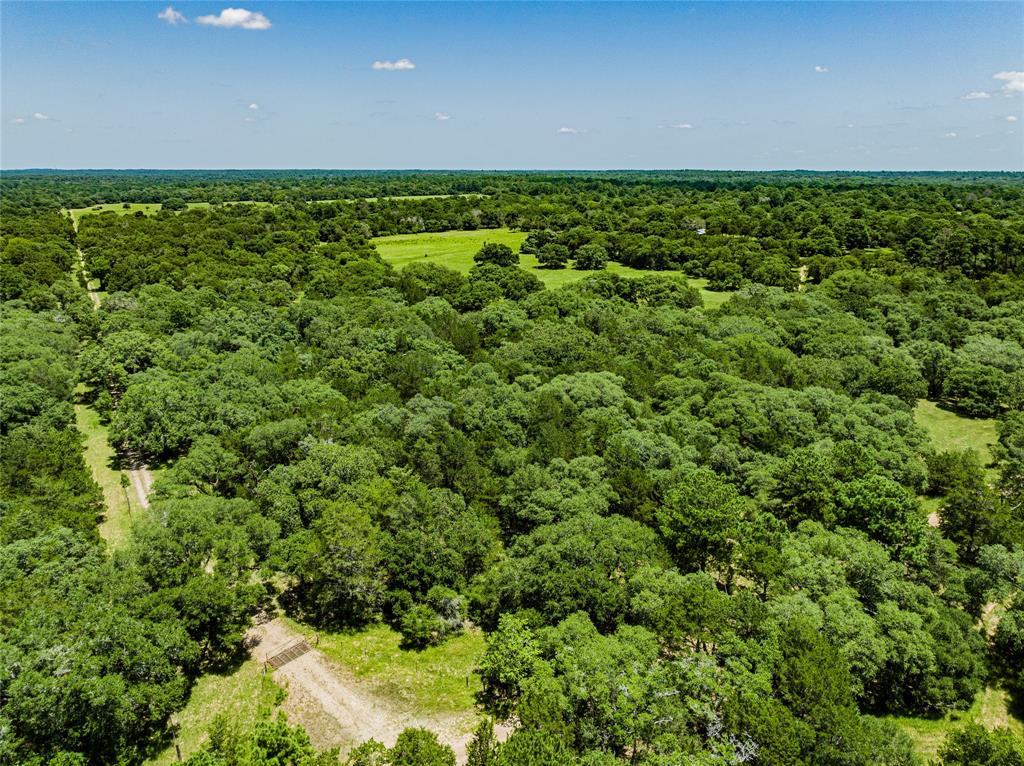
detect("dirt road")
(249, 619), (498, 762)
(127, 462), (153, 509)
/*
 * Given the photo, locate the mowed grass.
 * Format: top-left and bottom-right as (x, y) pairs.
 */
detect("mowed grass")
(371, 228), (733, 306)
(886, 687), (1024, 762)
(67, 200), (269, 225)
(914, 399), (998, 465)
(285, 618), (485, 720)
(74, 397), (137, 550)
(146, 660), (282, 766)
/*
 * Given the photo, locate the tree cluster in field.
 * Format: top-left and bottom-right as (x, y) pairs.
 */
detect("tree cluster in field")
(1, 173), (1023, 766)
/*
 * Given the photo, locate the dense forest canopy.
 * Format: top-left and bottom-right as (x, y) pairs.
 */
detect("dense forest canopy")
(1, 170), (1023, 766)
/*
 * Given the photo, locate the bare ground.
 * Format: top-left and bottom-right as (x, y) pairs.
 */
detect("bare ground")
(126, 460), (153, 509)
(248, 619), (505, 762)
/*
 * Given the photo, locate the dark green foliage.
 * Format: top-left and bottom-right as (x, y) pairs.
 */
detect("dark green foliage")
(389, 728), (457, 766)
(474, 242), (518, 268)
(572, 243), (608, 271)
(937, 723), (1024, 766)
(4, 172), (1024, 765)
(183, 715), (338, 766)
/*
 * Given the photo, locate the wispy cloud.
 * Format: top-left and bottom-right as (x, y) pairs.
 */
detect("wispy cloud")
(943, 132), (958, 138)
(557, 126), (585, 134)
(248, 102), (260, 110)
(1008, 115), (1019, 122)
(814, 65), (829, 73)
(434, 112), (451, 121)
(33, 112), (51, 121)
(962, 91), (991, 100)
(158, 6), (187, 25)
(196, 8), (271, 30)
(10, 117), (26, 124)
(667, 123), (693, 129)
(994, 71), (1024, 93)
(372, 58), (415, 71)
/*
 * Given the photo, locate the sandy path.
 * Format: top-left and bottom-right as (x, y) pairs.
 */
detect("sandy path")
(76, 247), (101, 308)
(127, 463), (153, 509)
(249, 619), (491, 762)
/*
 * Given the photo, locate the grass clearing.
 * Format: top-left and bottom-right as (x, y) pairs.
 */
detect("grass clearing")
(146, 660), (282, 766)
(914, 400), (999, 464)
(67, 200), (271, 224)
(74, 396), (137, 549)
(284, 618), (485, 719)
(371, 228), (733, 305)
(887, 687), (1024, 762)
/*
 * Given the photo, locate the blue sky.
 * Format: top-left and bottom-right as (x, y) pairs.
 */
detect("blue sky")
(2, 1), (1022, 170)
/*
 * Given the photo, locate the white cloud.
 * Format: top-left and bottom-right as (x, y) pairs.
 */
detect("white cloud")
(668, 123), (693, 129)
(158, 6), (187, 25)
(10, 117), (26, 124)
(845, 123), (855, 128)
(434, 112), (451, 121)
(557, 126), (584, 134)
(372, 58), (415, 71)
(248, 102), (260, 110)
(944, 132), (958, 138)
(814, 65), (829, 73)
(1007, 115), (1019, 122)
(994, 71), (1024, 93)
(196, 8), (271, 30)
(962, 91), (991, 100)
(33, 112), (50, 120)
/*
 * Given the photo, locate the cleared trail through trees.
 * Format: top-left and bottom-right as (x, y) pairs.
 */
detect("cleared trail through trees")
(68, 212), (155, 524)
(250, 618), (489, 763)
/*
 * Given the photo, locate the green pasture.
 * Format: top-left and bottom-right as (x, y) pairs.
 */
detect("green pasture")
(66, 200), (274, 224)
(914, 399), (999, 468)
(371, 228), (733, 305)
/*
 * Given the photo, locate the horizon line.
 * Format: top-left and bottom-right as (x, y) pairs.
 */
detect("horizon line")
(4, 167), (1023, 174)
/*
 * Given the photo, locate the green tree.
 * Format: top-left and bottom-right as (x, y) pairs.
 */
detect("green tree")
(572, 243), (608, 271)
(657, 468), (747, 575)
(474, 243), (518, 268)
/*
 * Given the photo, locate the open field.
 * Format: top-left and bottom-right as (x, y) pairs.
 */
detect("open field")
(66, 200), (268, 224)
(371, 228), (733, 305)
(284, 618), (485, 720)
(146, 660), (282, 766)
(887, 687), (1024, 762)
(914, 399), (999, 478)
(914, 399), (999, 463)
